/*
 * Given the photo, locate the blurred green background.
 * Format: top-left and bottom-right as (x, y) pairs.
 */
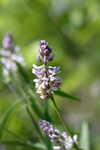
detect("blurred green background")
(0, 0), (100, 150)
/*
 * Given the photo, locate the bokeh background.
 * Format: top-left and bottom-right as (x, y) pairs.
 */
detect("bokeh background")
(0, 0), (100, 150)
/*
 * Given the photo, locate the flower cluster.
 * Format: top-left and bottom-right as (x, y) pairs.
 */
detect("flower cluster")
(32, 64), (61, 99)
(39, 120), (78, 150)
(0, 33), (25, 76)
(32, 40), (61, 99)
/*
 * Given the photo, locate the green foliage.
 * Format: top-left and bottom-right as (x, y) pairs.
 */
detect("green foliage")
(0, 0), (100, 149)
(0, 101), (23, 138)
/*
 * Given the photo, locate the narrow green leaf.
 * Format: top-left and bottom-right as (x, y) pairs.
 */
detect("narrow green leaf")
(54, 90), (80, 101)
(80, 121), (90, 150)
(0, 101), (23, 138)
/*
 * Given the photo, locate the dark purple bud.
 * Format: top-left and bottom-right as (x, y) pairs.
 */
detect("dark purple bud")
(39, 40), (53, 64)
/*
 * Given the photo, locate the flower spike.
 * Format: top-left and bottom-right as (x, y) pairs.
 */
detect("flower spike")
(32, 40), (61, 99)
(39, 120), (78, 150)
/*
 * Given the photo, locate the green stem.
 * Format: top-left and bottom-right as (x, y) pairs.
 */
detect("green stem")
(51, 96), (70, 133)
(51, 96), (81, 150)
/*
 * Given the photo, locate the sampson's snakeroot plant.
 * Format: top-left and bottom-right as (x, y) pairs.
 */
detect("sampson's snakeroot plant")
(39, 120), (78, 150)
(32, 40), (61, 99)
(32, 40), (81, 150)
(0, 33), (25, 78)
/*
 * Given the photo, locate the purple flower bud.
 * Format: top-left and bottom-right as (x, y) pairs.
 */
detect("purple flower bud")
(39, 40), (53, 64)
(2, 33), (14, 50)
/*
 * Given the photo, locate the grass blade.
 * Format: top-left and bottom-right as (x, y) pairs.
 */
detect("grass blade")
(80, 121), (90, 150)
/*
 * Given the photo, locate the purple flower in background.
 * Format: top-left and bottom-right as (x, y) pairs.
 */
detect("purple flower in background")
(0, 33), (25, 78)
(2, 33), (14, 50)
